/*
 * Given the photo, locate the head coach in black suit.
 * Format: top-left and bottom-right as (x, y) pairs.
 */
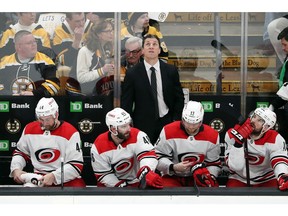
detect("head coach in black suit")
(121, 34), (184, 144)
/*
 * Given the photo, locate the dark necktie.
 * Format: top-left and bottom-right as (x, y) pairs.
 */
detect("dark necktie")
(150, 67), (159, 118)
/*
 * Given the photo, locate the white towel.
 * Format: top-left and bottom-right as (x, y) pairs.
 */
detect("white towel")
(20, 173), (43, 187)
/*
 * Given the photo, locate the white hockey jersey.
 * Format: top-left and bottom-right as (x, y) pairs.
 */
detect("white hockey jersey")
(90, 127), (158, 187)
(225, 128), (288, 185)
(10, 121), (84, 185)
(155, 121), (221, 177)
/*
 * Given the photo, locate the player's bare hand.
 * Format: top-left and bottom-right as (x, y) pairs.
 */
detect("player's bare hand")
(12, 169), (27, 184)
(173, 160), (193, 173)
(74, 27), (84, 41)
(103, 64), (115, 76)
(41, 173), (56, 186)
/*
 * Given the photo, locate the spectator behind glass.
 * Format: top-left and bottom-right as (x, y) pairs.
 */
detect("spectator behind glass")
(76, 20), (115, 96)
(90, 107), (163, 189)
(85, 12), (115, 26)
(155, 101), (221, 187)
(121, 34), (184, 144)
(224, 108), (288, 191)
(10, 97), (86, 187)
(120, 36), (143, 82)
(85, 12), (101, 26)
(267, 13), (288, 63)
(0, 13), (17, 36)
(268, 27), (288, 141)
(52, 12), (93, 80)
(0, 30), (60, 97)
(120, 12), (169, 62)
(0, 12), (51, 60)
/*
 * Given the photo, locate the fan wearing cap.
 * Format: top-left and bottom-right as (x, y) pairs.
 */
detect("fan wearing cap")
(120, 12), (169, 62)
(225, 107), (288, 190)
(155, 100), (221, 187)
(90, 107), (163, 189)
(10, 97), (86, 187)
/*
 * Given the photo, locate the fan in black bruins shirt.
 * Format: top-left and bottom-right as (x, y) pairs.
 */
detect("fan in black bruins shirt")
(0, 30), (60, 96)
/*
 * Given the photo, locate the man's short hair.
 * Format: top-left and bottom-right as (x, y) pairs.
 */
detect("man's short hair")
(142, 34), (160, 47)
(125, 36), (142, 49)
(14, 30), (32, 43)
(278, 26), (288, 41)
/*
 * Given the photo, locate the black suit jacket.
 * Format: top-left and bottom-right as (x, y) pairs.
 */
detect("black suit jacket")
(121, 60), (184, 143)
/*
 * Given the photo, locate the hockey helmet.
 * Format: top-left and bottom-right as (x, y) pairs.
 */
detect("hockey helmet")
(106, 108), (132, 130)
(182, 101), (204, 124)
(253, 107), (276, 133)
(35, 97), (59, 119)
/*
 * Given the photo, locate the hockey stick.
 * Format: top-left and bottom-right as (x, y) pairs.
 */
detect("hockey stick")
(211, 40), (237, 57)
(243, 140), (250, 186)
(138, 169), (147, 190)
(193, 178), (200, 197)
(221, 103), (251, 186)
(236, 114), (251, 187)
(61, 157), (64, 189)
(211, 39), (238, 73)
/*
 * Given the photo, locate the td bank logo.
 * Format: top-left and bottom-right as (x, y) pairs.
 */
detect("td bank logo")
(70, 101), (82, 112)
(256, 102), (269, 108)
(0, 140), (9, 151)
(201, 101), (213, 112)
(0, 101), (9, 112)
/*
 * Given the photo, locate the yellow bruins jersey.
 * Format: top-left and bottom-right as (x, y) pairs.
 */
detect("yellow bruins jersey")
(0, 23), (51, 59)
(120, 25), (163, 40)
(52, 20), (93, 79)
(0, 52), (59, 96)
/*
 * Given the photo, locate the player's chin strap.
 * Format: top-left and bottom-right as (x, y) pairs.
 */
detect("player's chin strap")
(51, 117), (61, 130)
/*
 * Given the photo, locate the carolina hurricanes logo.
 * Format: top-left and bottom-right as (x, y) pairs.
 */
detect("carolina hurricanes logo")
(112, 158), (133, 174)
(35, 148), (61, 163)
(179, 153), (205, 164)
(248, 154), (264, 165)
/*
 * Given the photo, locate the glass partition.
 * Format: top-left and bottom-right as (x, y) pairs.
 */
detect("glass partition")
(0, 12), (285, 187)
(0, 12), (278, 97)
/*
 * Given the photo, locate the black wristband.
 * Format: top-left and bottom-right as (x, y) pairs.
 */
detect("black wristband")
(233, 143), (243, 148)
(169, 164), (175, 173)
